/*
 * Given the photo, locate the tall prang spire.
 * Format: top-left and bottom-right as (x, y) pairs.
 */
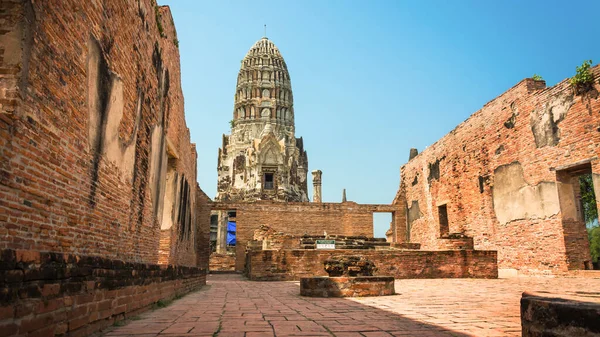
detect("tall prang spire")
(216, 37), (308, 202)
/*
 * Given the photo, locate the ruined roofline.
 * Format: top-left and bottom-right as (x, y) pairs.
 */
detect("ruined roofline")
(402, 63), (600, 166)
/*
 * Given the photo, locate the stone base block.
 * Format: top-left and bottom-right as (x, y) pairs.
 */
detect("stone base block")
(300, 276), (395, 297)
(521, 292), (600, 336)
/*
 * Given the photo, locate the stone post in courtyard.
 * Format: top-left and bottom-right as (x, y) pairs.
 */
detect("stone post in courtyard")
(312, 170), (322, 203)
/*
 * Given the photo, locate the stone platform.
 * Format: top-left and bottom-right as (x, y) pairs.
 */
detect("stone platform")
(247, 249), (497, 281)
(300, 276), (395, 297)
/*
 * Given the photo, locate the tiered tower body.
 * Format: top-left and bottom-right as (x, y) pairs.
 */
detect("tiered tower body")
(216, 37), (308, 202)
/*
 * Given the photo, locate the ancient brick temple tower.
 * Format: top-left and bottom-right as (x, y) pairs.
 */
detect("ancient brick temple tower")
(216, 36), (309, 202)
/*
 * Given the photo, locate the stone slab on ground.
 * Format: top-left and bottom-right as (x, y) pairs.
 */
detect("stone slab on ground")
(103, 273), (600, 337)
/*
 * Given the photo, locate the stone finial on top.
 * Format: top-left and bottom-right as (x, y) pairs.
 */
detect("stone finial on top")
(312, 170), (322, 203)
(342, 188), (347, 202)
(409, 148), (419, 161)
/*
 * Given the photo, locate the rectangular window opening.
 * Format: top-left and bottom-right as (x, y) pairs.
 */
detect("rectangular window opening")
(439, 204), (449, 237)
(373, 212), (392, 240)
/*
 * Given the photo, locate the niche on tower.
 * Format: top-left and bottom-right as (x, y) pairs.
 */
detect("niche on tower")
(261, 167), (278, 195)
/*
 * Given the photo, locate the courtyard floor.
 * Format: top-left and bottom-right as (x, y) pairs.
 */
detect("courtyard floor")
(104, 273), (600, 337)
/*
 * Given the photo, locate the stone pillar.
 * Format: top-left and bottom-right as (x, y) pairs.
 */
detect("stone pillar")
(342, 188), (347, 202)
(312, 170), (322, 203)
(216, 210), (228, 254)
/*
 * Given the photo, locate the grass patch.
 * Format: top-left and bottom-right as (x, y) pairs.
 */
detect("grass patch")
(113, 320), (127, 327)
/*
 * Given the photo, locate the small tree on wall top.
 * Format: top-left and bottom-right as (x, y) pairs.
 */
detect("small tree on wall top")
(570, 60), (595, 95)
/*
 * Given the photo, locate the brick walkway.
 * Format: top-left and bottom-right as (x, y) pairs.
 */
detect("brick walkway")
(104, 274), (600, 337)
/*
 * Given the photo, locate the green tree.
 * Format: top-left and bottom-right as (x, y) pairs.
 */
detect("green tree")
(580, 174), (600, 264)
(580, 174), (598, 225)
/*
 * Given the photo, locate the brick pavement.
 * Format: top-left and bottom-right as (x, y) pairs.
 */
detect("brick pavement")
(104, 273), (600, 337)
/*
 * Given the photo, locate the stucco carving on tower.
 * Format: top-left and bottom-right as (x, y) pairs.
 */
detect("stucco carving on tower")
(216, 37), (308, 202)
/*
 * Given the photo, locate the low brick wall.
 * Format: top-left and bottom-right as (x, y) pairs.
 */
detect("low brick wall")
(246, 249), (497, 281)
(0, 249), (206, 337)
(209, 253), (236, 272)
(521, 292), (600, 337)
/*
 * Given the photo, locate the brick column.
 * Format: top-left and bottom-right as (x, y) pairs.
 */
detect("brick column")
(312, 170), (322, 203)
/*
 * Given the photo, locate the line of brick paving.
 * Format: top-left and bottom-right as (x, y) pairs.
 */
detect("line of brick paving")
(104, 273), (600, 337)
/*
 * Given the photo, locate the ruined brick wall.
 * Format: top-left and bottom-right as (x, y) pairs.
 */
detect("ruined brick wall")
(0, 0), (208, 266)
(0, 2), (210, 334)
(396, 66), (600, 274)
(0, 249), (205, 337)
(194, 187), (212, 269)
(246, 249), (497, 281)
(215, 201), (396, 271)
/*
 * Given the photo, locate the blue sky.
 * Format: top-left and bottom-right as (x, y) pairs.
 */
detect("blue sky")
(161, 0), (599, 237)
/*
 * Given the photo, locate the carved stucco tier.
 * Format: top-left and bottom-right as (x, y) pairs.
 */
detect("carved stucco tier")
(216, 37), (308, 202)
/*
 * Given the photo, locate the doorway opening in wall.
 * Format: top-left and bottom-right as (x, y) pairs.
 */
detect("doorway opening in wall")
(556, 162), (599, 270)
(373, 213), (392, 241)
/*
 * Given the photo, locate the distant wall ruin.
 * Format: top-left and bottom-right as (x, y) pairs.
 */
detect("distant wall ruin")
(395, 66), (600, 275)
(211, 201), (404, 271)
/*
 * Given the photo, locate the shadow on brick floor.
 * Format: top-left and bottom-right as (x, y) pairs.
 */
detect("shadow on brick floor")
(102, 274), (489, 337)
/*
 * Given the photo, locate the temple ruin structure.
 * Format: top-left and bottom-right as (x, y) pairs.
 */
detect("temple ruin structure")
(216, 37), (309, 202)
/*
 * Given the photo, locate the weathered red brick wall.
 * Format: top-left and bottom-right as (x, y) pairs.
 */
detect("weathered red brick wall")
(213, 201), (400, 271)
(0, 1), (210, 334)
(0, 249), (206, 337)
(246, 249), (498, 281)
(396, 67), (600, 274)
(0, 1), (208, 265)
(209, 253), (236, 272)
